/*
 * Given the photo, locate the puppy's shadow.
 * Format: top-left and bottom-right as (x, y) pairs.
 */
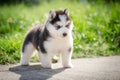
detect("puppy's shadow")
(9, 64), (65, 80)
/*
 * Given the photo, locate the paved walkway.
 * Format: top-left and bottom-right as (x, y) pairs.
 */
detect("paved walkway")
(0, 55), (120, 80)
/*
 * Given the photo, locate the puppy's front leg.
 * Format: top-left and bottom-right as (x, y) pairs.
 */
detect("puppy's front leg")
(61, 49), (73, 68)
(40, 53), (52, 68)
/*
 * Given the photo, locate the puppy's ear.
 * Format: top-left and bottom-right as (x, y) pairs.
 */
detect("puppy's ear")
(64, 8), (69, 15)
(49, 10), (56, 20)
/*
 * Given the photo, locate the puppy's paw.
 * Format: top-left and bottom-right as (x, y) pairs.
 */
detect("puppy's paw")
(20, 63), (29, 66)
(20, 61), (29, 66)
(41, 64), (52, 69)
(63, 63), (73, 68)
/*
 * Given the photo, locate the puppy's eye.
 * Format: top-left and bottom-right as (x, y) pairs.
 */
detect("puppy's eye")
(65, 24), (69, 28)
(56, 25), (61, 30)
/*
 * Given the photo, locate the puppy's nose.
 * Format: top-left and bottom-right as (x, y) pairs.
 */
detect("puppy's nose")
(63, 33), (67, 37)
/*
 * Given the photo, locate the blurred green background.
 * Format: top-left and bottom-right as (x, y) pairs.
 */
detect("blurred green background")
(0, 0), (120, 64)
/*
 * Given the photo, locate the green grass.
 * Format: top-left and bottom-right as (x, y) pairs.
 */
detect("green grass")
(0, 0), (120, 64)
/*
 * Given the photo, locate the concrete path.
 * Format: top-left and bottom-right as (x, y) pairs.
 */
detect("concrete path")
(0, 56), (120, 80)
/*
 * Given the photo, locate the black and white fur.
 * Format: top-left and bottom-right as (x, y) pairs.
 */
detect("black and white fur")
(20, 9), (74, 68)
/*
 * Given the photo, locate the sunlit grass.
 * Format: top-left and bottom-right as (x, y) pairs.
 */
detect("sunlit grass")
(0, 0), (120, 64)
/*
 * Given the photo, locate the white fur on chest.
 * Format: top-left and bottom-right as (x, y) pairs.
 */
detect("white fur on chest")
(44, 37), (73, 54)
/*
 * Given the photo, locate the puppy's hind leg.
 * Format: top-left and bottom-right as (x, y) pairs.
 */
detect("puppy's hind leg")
(20, 43), (35, 66)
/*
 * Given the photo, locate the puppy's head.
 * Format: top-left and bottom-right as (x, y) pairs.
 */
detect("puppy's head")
(46, 9), (74, 38)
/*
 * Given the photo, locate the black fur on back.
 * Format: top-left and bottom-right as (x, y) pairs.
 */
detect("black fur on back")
(38, 26), (50, 53)
(22, 24), (50, 53)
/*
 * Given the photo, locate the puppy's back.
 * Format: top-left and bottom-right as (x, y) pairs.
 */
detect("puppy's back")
(22, 24), (44, 53)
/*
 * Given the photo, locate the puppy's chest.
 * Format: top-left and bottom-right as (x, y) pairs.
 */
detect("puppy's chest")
(44, 38), (73, 53)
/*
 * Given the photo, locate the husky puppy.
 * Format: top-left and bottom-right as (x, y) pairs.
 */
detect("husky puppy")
(20, 9), (74, 68)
